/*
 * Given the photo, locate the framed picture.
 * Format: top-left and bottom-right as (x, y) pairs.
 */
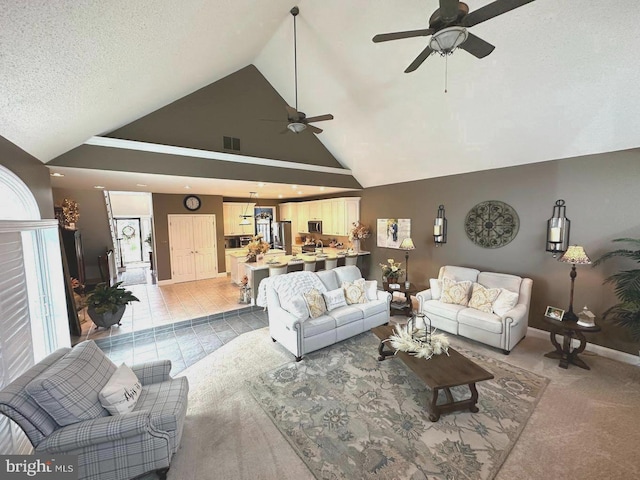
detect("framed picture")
(376, 218), (411, 249)
(545, 306), (565, 321)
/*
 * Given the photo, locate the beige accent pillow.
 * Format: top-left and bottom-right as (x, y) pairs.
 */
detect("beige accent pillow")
(302, 288), (327, 319)
(342, 278), (367, 305)
(99, 364), (142, 416)
(493, 289), (520, 316)
(322, 288), (348, 311)
(440, 278), (473, 306)
(468, 283), (502, 313)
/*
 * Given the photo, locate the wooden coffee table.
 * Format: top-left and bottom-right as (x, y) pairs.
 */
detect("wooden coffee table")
(373, 324), (494, 422)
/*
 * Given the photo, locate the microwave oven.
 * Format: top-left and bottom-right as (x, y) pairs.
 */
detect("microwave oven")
(308, 221), (322, 234)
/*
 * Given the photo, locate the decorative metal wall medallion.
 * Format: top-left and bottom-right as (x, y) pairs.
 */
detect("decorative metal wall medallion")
(465, 200), (519, 248)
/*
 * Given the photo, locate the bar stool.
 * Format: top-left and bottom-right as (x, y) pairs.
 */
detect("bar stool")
(345, 254), (358, 266)
(324, 257), (338, 270)
(303, 259), (316, 272)
(269, 263), (289, 277)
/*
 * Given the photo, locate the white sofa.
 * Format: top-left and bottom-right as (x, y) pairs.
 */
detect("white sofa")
(266, 266), (391, 361)
(415, 266), (533, 354)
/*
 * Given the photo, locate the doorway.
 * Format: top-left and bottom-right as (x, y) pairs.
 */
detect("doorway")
(116, 218), (143, 264)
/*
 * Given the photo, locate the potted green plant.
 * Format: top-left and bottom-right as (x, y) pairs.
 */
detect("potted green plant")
(86, 281), (140, 328)
(592, 238), (640, 340)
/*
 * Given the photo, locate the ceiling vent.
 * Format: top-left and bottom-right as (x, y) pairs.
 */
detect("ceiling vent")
(223, 136), (241, 151)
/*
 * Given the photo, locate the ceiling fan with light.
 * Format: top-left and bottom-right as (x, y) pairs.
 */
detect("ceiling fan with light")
(372, 0), (536, 73)
(281, 6), (334, 135)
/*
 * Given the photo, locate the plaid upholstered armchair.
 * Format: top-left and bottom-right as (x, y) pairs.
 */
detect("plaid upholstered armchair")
(0, 341), (189, 480)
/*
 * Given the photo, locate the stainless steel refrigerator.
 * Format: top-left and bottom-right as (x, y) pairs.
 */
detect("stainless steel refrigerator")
(272, 221), (292, 255)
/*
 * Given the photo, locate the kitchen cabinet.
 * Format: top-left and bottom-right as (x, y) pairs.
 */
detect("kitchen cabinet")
(287, 197), (360, 236)
(297, 203), (310, 233)
(344, 198), (360, 237)
(223, 202), (255, 236)
(308, 201), (321, 220)
(279, 203), (293, 221)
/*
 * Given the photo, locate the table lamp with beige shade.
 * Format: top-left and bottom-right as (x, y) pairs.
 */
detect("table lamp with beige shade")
(559, 245), (592, 321)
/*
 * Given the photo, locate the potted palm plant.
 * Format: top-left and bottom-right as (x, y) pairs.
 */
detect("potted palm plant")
(86, 281), (140, 328)
(592, 238), (640, 340)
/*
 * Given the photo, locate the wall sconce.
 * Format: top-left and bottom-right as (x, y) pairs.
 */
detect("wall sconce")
(546, 199), (570, 258)
(433, 205), (447, 246)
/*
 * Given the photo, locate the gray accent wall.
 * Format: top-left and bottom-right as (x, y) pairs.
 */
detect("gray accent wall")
(360, 148), (640, 355)
(0, 135), (54, 219)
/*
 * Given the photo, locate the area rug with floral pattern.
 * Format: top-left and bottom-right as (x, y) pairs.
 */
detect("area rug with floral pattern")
(248, 331), (549, 480)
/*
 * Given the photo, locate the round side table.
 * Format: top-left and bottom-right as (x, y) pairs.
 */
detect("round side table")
(542, 316), (601, 370)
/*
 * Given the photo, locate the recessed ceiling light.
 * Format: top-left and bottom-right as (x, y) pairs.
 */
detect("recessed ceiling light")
(136, 183), (148, 187)
(94, 185), (105, 189)
(258, 182), (265, 187)
(278, 194), (283, 199)
(50, 172), (64, 177)
(291, 185), (298, 189)
(297, 191), (303, 195)
(184, 185), (191, 189)
(319, 186), (325, 191)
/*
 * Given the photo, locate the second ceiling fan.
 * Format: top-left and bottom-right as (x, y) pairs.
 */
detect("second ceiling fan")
(281, 6), (333, 135)
(373, 0), (536, 73)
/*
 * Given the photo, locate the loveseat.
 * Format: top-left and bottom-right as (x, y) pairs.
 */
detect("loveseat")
(416, 266), (533, 354)
(0, 340), (188, 480)
(267, 265), (392, 361)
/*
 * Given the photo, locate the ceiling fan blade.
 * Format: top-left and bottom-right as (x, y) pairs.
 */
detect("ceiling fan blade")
(308, 125), (323, 134)
(304, 114), (334, 123)
(285, 104), (301, 121)
(462, 0), (536, 27)
(439, 0), (460, 22)
(458, 32), (495, 58)
(373, 29), (434, 43)
(404, 46), (434, 73)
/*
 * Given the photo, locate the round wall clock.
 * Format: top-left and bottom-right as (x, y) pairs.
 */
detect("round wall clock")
(184, 195), (202, 211)
(465, 200), (519, 248)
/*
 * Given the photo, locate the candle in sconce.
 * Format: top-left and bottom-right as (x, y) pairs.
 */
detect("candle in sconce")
(433, 225), (442, 236)
(549, 227), (561, 243)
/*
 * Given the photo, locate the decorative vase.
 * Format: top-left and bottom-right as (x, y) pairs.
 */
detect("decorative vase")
(352, 239), (360, 253)
(386, 275), (399, 284)
(246, 253), (257, 263)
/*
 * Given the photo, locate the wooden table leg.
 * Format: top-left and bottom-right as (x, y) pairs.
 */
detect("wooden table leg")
(468, 382), (480, 413)
(428, 388), (441, 422)
(544, 329), (592, 370)
(377, 339), (395, 361)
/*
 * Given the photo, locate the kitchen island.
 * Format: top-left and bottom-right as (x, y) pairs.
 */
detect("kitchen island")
(243, 249), (370, 304)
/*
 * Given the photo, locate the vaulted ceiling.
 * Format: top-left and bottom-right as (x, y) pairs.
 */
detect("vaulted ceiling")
(2, 0), (639, 197)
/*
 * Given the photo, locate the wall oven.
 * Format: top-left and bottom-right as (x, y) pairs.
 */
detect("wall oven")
(239, 236), (252, 247)
(308, 221), (322, 234)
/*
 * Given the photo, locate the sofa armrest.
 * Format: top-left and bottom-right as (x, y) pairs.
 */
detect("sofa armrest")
(376, 290), (392, 304)
(35, 410), (160, 453)
(415, 289), (433, 312)
(269, 303), (306, 331)
(131, 360), (172, 385)
(501, 304), (527, 326)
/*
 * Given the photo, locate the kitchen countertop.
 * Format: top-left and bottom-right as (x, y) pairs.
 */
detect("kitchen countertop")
(243, 250), (369, 271)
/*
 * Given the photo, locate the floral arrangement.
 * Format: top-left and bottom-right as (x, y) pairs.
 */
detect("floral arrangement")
(349, 221), (371, 241)
(379, 258), (405, 279)
(246, 234), (270, 260)
(61, 198), (79, 227)
(385, 324), (450, 360)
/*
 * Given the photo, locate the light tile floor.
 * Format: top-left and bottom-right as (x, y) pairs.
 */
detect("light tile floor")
(73, 272), (261, 375)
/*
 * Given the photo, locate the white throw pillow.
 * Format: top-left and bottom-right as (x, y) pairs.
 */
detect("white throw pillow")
(468, 283), (502, 313)
(342, 278), (367, 305)
(364, 280), (378, 301)
(493, 289), (520, 317)
(440, 278), (473, 306)
(302, 288), (327, 319)
(99, 364), (142, 415)
(323, 288), (348, 311)
(429, 279), (442, 300)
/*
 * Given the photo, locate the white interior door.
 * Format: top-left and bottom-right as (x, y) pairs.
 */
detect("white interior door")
(168, 215), (195, 283)
(192, 215), (217, 280)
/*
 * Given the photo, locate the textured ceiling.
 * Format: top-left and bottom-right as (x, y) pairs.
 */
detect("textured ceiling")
(2, 0), (639, 193)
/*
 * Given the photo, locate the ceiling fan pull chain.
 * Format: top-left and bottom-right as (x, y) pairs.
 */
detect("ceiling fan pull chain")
(444, 54), (448, 93)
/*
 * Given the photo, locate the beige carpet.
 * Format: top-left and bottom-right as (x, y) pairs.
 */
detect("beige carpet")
(168, 328), (640, 480)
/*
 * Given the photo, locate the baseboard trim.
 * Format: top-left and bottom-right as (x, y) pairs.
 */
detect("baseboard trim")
(527, 327), (639, 366)
(157, 279), (174, 286)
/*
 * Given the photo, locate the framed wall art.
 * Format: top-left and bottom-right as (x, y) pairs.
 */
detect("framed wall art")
(376, 218), (411, 249)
